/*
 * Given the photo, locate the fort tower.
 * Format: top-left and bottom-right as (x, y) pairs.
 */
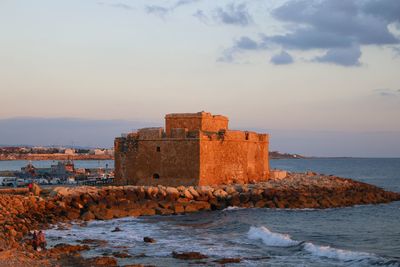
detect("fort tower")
(114, 112), (269, 186)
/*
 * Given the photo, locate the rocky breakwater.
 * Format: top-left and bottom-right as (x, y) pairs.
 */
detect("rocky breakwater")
(1, 172), (400, 250)
(50, 172), (400, 223)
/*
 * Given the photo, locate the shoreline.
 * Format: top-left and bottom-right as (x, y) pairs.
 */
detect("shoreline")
(0, 154), (113, 161)
(1, 172), (399, 266)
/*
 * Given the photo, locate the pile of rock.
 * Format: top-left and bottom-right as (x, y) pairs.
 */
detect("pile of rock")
(0, 172), (399, 251)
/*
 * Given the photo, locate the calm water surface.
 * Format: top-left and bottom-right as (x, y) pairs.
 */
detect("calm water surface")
(0, 160), (114, 172)
(42, 158), (400, 266)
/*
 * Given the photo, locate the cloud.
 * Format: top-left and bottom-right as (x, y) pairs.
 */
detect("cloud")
(218, 36), (261, 63)
(110, 3), (133, 10)
(98, 2), (134, 10)
(235, 36), (259, 50)
(193, 9), (208, 23)
(362, 0), (400, 22)
(393, 46), (400, 56)
(221, 0), (400, 66)
(217, 48), (236, 63)
(214, 3), (252, 26)
(268, 0), (400, 65)
(374, 88), (400, 97)
(270, 51), (294, 65)
(313, 45), (362, 66)
(145, 5), (169, 18)
(174, 0), (200, 8)
(145, 0), (199, 18)
(271, 1), (399, 47)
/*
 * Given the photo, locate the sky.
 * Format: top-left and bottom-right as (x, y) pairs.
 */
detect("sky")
(0, 0), (400, 156)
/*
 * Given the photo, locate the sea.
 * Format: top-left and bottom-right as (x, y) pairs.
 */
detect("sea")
(0, 160), (114, 172)
(3, 158), (400, 266)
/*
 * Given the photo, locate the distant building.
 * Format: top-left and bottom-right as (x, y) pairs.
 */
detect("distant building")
(64, 148), (75, 155)
(114, 112), (269, 186)
(51, 161), (74, 178)
(92, 149), (104, 155)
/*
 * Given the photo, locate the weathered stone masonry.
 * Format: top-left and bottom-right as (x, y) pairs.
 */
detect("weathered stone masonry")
(114, 112), (269, 186)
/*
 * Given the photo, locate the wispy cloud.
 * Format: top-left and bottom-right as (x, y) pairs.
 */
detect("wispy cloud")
(146, 0), (200, 18)
(145, 5), (169, 18)
(270, 51), (294, 65)
(110, 3), (133, 10)
(374, 88), (400, 97)
(98, 2), (134, 10)
(173, 0), (200, 9)
(218, 36), (262, 63)
(193, 9), (208, 24)
(213, 3), (252, 26)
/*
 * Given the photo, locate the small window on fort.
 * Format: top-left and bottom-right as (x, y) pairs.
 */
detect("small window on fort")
(156, 146), (161, 152)
(245, 132), (249, 140)
(153, 173), (160, 179)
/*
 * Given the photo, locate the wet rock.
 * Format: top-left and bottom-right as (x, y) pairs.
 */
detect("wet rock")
(166, 187), (180, 201)
(173, 203), (185, 214)
(214, 258), (241, 264)
(85, 256), (118, 266)
(143, 200), (159, 209)
(155, 207), (174, 216)
(213, 189), (228, 199)
(128, 209), (142, 217)
(182, 189), (194, 200)
(139, 208), (156, 216)
(50, 243), (90, 254)
(65, 210), (80, 220)
(112, 251), (132, 258)
(188, 187), (199, 199)
(143, 237), (156, 243)
(94, 209), (114, 220)
(81, 211), (95, 221)
(172, 251), (208, 260)
(255, 199), (268, 208)
(158, 200), (173, 209)
(78, 239), (108, 247)
(184, 203), (198, 213)
(111, 227), (122, 232)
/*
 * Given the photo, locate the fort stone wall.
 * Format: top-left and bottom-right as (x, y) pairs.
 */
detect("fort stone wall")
(165, 112), (228, 137)
(198, 131), (269, 185)
(114, 112), (269, 186)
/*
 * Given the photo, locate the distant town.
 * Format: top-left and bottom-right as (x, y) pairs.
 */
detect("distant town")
(0, 146), (114, 160)
(0, 145), (305, 188)
(0, 146), (305, 161)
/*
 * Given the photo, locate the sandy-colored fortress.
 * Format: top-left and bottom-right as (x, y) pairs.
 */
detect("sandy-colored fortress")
(114, 112), (269, 186)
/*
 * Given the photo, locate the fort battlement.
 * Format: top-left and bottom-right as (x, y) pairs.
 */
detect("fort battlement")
(114, 112), (269, 186)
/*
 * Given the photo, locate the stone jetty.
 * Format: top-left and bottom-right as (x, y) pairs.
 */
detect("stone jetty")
(0, 172), (399, 266)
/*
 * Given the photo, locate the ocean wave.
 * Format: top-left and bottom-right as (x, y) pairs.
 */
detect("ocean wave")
(247, 226), (299, 247)
(248, 226), (377, 263)
(303, 242), (372, 261)
(223, 206), (245, 211)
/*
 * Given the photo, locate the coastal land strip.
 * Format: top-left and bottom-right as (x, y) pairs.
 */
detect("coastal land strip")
(0, 172), (399, 266)
(0, 154), (113, 161)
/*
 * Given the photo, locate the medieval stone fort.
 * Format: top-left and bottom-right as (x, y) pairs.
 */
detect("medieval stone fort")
(114, 112), (269, 186)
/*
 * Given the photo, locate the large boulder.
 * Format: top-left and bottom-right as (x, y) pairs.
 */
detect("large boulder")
(85, 256), (118, 266)
(94, 209), (114, 220)
(166, 187), (180, 201)
(50, 243), (90, 254)
(172, 251), (208, 260)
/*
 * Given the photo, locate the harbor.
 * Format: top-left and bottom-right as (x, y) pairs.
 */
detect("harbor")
(0, 160), (114, 188)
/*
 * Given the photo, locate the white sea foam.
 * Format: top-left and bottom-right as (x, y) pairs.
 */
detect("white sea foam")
(248, 226), (376, 263)
(303, 242), (373, 261)
(247, 226), (299, 247)
(223, 206), (245, 211)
